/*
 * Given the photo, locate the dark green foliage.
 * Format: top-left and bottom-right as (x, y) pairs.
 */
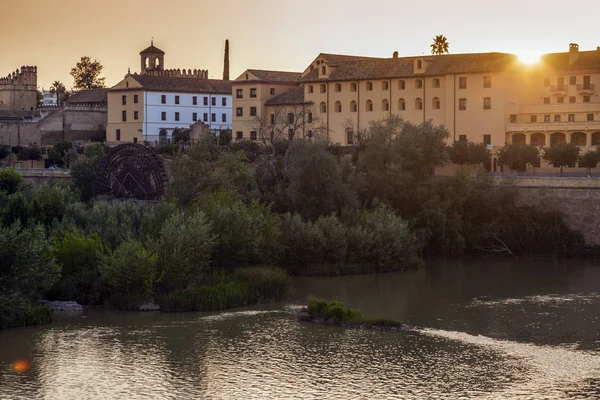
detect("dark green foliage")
(449, 140), (490, 166)
(70, 143), (106, 201)
(0, 145), (11, 162)
(578, 150), (600, 175)
(157, 266), (289, 312)
(306, 296), (403, 326)
(219, 129), (232, 146)
(0, 169), (23, 195)
(172, 128), (191, 144)
(16, 145), (42, 167)
(154, 144), (180, 156)
(498, 143), (539, 172)
(0, 296), (52, 329)
(230, 140), (261, 162)
(47, 140), (75, 167)
(542, 143), (580, 176)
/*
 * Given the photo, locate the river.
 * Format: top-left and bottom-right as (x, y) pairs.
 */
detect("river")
(1, 259), (599, 399)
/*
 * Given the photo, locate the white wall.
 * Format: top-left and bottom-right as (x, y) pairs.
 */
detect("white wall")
(143, 91), (232, 142)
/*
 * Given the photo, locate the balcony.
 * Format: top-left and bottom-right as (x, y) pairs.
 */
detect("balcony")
(550, 85), (568, 95)
(577, 83), (595, 94)
(506, 120), (600, 133)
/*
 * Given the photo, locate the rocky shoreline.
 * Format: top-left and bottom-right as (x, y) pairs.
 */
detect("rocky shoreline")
(40, 300), (84, 313)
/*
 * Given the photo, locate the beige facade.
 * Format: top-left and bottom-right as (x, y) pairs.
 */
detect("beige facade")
(232, 45), (600, 158)
(107, 75), (145, 143)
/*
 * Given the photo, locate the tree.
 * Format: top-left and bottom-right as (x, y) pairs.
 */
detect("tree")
(16, 145), (42, 168)
(172, 128), (190, 145)
(0, 168), (23, 194)
(578, 150), (599, 176)
(50, 81), (66, 106)
(0, 145), (10, 163)
(448, 140), (491, 170)
(70, 56), (106, 90)
(48, 140), (76, 167)
(431, 35), (450, 55)
(223, 39), (230, 80)
(542, 143), (580, 177)
(498, 143), (539, 172)
(70, 143), (106, 201)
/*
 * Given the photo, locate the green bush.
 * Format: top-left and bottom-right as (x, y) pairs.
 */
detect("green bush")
(0, 169), (23, 195)
(234, 266), (290, 303)
(306, 296), (403, 327)
(0, 296), (53, 329)
(230, 140), (261, 162)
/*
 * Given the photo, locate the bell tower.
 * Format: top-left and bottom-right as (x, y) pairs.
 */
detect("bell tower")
(140, 40), (165, 74)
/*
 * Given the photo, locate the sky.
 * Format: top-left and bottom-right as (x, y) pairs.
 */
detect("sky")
(1, 0), (598, 90)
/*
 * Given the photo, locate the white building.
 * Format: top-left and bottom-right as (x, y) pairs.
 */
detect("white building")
(40, 90), (58, 106)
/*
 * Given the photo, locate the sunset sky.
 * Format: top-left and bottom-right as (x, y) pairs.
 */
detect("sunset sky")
(1, 0), (598, 90)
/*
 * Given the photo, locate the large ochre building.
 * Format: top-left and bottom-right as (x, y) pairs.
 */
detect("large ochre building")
(107, 42), (232, 145)
(233, 44), (600, 158)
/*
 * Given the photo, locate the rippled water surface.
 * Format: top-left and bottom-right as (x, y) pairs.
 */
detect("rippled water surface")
(1, 259), (599, 399)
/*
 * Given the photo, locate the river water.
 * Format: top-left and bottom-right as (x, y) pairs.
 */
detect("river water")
(1, 259), (599, 399)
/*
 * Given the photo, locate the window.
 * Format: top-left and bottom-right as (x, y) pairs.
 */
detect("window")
(116, 129), (121, 141)
(570, 96), (576, 103)
(236, 131), (243, 140)
(558, 97), (564, 104)
(133, 137), (137, 143)
(398, 80), (405, 90)
(416, 79), (423, 89)
(212, 97), (216, 106)
(204, 97), (208, 106)
(433, 78), (440, 88)
(175, 95), (180, 105)
(288, 113), (294, 124)
(544, 115), (551, 122)
(175, 112), (180, 121)
(335, 101), (342, 113)
(398, 98), (405, 111)
(288, 128), (294, 140)
(459, 77), (467, 89)
(483, 97), (491, 110)
(321, 66), (326, 75)
(350, 83), (357, 92)
(270, 88), (275, 95)
(483, 134), (491, 146)
(583, 96), (591, 103)
(459, 135), (467, 141)
(432, 97), (440, 109)
(250, 131), (257, 141)
(308, 85), (314, 93)
(193, 96), (197, 105)
(122, 110), (126, 122)
(122, 95), (126, 105)
(459, 98), (467, 110)
(366, 82), (373, 91)
(203, 113), (208, 121)
(222, 114), (226, 122)
(161, 112), (166, 121)
(568, 114), (575, 122)
(250, 107), (257, 116)
(236, 108), (243, 117)
(543, 97), (550, 104)
(415, 98), (423, 110)
(417, 60), (422, 69)
(222, 98), (227, 106)
(320, 84), (327, 93)
(161, 95), (166, 104)
(134, 111), (139, 120)
(350, 101), (357, 112)
(554, 114), (561, 122)
(320, 102), (326, 113)
(570, 76), (577, 85)
(335, 83), (342, 92)
(134, 95), (138, 104)
(543, 78), (550, 86)
(483, 76), (491, 88)
(236, 89), (243, 98)
(557, 77), (565, 90)
(587, 114), (594, 121)
(250, 88), (257, 98)
(193, 112), (198, 121)
(531, 115), (537, 123)
(270, 114), (275, 125)
(307, 130), (313, 139)
(211, 113), (216, 122)
(382, 81), (389, 90)
(347, 130), (354, 145)
(382, 99), (389, 111)
(510, 114), (517, 123)
(366, 100), (373, 111)
(308, 112), (313, 123)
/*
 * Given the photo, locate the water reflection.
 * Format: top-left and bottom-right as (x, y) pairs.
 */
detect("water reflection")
(0, 259), (599, 399)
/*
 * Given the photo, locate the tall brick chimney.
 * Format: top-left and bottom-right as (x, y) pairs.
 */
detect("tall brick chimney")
(569, 43), (579, 65)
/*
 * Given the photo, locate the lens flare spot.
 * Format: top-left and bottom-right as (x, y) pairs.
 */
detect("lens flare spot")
(11, 359), (31, 373)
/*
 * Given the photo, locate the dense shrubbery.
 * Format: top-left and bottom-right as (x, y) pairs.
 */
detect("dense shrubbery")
(306, 296), (403, 327)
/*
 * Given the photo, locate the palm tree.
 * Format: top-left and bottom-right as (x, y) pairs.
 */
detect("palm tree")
(430, 35), (450, 55)
(50, 80), (66, 106)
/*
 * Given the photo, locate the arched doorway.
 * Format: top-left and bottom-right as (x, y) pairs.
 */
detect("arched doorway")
(512, 133), (526, 145)
(530, 132), (546, 147)
(570, 132), (586, 146)
(159, 129), (168, 145)
(593, 132), (600, 146)
(550, 132), (566, 145)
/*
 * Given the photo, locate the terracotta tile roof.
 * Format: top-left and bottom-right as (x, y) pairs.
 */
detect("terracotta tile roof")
(245, 69), (302, 83)
(0, 110), (40, 120)
(127, 75), (233, 94)
(319, 53), (384, 64)
(540, 50), (600, 71)
(66, 89), (107, 104)
(302, 52), (519, 82)
(265, 86), (307, 106)
(140, 43), (165, 55)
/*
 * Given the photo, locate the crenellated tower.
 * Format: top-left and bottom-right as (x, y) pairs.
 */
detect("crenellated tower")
(0, 66), (38, 111)
(138, 41), (209, 79)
